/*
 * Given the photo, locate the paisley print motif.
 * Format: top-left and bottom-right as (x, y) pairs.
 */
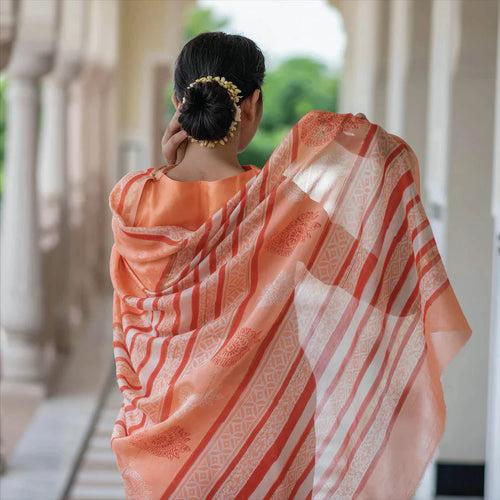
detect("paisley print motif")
(266, 210), (322, 257)
(130, 425), (191, 459)
(299, 110), (344, 146)
(212, 327), (261, 367)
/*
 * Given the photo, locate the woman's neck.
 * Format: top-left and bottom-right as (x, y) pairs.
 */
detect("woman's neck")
(170, 135), (244, 181)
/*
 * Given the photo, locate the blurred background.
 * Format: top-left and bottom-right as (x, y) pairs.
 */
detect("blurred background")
(0, 0), (498, 499)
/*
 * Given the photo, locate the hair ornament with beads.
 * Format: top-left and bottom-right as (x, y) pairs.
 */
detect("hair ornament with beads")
(181, 75), (242, 148)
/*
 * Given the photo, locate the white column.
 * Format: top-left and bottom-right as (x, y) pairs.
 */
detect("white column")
(0, 64), (48, 382)
(372, 0), (390, 127)
(485, 5), (500, 499)
(67, 77), (88, 330)
(37, 66), (78, 353)
(82, 67), (106, 294)
(426, 0), (497, 467)
(102, 71), (120, 282)
(0, 0), (16, 71)
(338, 0), (390, 123)
(386, 0), (432, 195)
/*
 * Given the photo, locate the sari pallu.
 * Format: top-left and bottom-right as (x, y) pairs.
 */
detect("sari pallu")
(108, 110), (472, 499)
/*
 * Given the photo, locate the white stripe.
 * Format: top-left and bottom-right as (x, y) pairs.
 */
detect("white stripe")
(124, 310), (154, 351)
(413, 222), (434, 254)
(179, 287), (193, 332)
(225, 192), (245, 236)
(137, 311), (163, 387)
(142, 296), (156, 309)
(290, 153), (354, 219)
(112, 346), (128, 359)
(249, 390), (316, 499)
(209, 205), (224, 238)
(265, 178), (413, 496)
(317, 274), (419, 498)
(294, 461), (315, 499)
(197, 245), (212, 282)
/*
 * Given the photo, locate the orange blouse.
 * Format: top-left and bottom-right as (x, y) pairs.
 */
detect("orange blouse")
(134, 164), (260, 230)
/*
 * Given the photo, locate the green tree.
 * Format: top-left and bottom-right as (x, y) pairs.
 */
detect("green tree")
(239, 57), (340, 166)
(183, 6), (230, 41)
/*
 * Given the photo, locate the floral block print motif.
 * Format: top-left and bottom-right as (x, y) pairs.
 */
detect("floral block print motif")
(266, 210), (323, 257)
(212, 327), (262, 367)
(130, 425), (191, 459)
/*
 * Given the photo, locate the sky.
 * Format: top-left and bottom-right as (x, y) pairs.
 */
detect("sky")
(198, 0), (346, 72)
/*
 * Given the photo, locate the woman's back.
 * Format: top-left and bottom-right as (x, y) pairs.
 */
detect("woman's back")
(134, 164), (260, 230)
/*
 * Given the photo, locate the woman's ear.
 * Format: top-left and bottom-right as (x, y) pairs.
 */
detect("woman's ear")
(171, 94), (180, 109)
(241, 88), (261, 122)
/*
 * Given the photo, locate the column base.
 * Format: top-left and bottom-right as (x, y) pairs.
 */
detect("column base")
(0, 328), (52, 384)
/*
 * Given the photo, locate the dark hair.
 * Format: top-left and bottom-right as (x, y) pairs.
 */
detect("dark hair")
(174, 32), (265, 142)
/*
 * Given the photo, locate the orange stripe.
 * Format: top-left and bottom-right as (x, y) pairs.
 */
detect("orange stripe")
(116, 171), (150, 215)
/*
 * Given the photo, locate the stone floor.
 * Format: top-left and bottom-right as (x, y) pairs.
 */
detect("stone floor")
(67, 385), (124, 500)
(1, 380), (45, 462)
(0, 292), (114, 500)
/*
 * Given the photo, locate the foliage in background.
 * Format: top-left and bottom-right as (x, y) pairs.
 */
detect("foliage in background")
(164, 5), (340, 168)
(239, 57), (339, 166)
(183, 6), (230, 41)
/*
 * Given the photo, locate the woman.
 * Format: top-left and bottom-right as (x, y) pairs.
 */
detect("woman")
(109, 32), (471, 499)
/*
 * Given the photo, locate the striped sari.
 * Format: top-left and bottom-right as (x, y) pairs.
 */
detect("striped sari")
(108, 110), (471, 499)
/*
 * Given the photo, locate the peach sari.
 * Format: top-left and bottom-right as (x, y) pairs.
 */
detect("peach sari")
(108, 110), (471, 499)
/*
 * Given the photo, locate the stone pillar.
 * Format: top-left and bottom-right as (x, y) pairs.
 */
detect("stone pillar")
(338, 0), (390, 123)
(102, 71), (120, 289)
(485, 5), (500, 498)
(81, 67), (107, 294)
(385, 0), (431, 196)
(0, 0), (16, 71)
(426, 0), (497, 467)
(37, 65), (79, 353)
(66, 77), (89, 330)
(0, 59), (50, 382)
(146, 60), (173, 167)
(95, 68), (118, 291)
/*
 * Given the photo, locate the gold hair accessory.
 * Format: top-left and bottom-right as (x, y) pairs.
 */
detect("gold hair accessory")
(181, 75), (242, 148)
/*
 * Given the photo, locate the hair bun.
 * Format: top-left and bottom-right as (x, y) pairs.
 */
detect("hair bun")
(179, 81), (236, 142)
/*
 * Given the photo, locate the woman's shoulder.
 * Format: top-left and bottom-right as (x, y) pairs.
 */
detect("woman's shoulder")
(110, 167), (160, 192)
(108, 167), (160, 216)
